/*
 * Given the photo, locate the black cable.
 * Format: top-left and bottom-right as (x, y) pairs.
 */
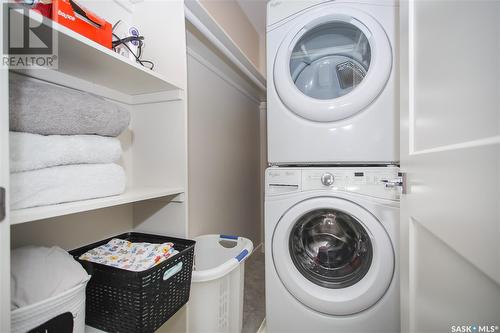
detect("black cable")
(112, 23), (155, 70)
(112, 33), (154, 70)
(113, 35), (144, 46)
(112, 20), (121, 31)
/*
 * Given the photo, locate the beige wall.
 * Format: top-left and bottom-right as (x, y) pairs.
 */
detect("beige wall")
(187, 28), (262, 245)
(199, 0), (262, 71)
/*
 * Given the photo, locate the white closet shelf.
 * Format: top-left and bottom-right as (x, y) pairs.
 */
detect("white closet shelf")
(11, 9), (181, 96)
(10, 187), (185, 225)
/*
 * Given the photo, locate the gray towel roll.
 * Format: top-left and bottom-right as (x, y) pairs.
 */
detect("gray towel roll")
(9, 73), (130, 137)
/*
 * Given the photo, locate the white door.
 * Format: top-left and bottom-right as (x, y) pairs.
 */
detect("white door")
(0, 1), (11, 331)
(400, 1), (500, 332)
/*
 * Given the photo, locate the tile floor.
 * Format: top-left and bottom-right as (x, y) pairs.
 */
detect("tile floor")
(242, 247), (266, 333)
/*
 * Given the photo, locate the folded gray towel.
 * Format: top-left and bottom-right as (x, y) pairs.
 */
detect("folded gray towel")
(9, 73), (130, 137)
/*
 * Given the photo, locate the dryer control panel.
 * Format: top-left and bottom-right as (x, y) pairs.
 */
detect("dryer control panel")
(266, 166), (401, 201)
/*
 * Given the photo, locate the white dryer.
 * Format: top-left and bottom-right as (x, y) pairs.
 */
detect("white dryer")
(265, 166), (400, 332)
(267, 0), (399, 164)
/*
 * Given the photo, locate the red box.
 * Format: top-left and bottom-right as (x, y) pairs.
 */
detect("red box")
(32, 2), (52, 19)
(51, 0), (112, 49)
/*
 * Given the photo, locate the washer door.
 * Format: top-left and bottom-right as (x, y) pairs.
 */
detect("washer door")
(272, 197), (394, 315)
(274, 6), (392, 122)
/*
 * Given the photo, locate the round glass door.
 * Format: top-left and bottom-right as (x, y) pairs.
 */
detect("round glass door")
(289, 209), (373, 289)
(271, 197), (394, 315)
(290, 21), (371, 100)
(273, 6), (392, 122)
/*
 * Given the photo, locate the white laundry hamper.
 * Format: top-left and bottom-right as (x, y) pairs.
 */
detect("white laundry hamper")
(189, 234), (253, 333)
(11, 276), (90, 333)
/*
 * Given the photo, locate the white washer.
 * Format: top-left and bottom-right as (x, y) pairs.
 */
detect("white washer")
(265, 166), (400, 332)
(267, 0), (399, 164)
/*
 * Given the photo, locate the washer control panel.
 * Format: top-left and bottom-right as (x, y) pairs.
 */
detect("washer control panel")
(266, 169), (301, 195)
(320, 172), (335, 186)
(266, 166), (401, 200)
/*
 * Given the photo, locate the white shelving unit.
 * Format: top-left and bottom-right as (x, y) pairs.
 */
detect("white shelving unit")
(10, 186), (185, 225)
(1, 0), (190, 332)
(11, 6), (181, 96)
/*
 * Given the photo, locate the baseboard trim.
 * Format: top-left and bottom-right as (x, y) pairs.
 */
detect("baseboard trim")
(257, 318), (266, 333)
(252, 242), (263, 255)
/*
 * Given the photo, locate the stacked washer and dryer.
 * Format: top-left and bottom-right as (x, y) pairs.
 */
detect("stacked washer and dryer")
(265, 1), (401, 332)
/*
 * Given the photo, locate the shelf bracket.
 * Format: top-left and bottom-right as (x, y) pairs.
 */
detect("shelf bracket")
(0, 187), (5, 222)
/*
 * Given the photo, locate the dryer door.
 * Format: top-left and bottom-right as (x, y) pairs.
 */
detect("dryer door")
(273, 5), (392, 122)
(272, 197), (394, 315)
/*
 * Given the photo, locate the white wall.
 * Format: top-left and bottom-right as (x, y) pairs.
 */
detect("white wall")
(194, 0), (264, 76)
(187, 26), (262, 245)
(236, 0), (267, 76)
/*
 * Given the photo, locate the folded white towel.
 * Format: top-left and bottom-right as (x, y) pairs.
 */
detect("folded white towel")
(11, 164), (126, 210)
(10, 132), (122, 173)
(11, 246), (90, 310)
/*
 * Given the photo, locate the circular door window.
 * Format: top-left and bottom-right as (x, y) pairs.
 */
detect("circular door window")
(290, 21), (371, 101)
(289, 209), (373, 289)
(274, 6), (392, 122)
(272, 197), (394, 315)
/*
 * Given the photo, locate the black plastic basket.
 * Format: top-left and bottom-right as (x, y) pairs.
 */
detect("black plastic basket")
(70, 232), (195, 333)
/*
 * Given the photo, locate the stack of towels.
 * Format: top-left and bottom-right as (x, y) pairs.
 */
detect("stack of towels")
(9, 74), (130, 210)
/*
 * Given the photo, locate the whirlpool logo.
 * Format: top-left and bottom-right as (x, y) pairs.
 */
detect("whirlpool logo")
(451, 325), (499, 333)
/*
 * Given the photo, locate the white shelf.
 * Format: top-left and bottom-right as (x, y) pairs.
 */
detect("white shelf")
(10, 187), (184, 225)
(184, 1), (266, 93)
(12, 9), (181, 97)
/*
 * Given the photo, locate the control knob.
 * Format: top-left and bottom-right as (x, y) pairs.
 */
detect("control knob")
(321, 172), (335, 186)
